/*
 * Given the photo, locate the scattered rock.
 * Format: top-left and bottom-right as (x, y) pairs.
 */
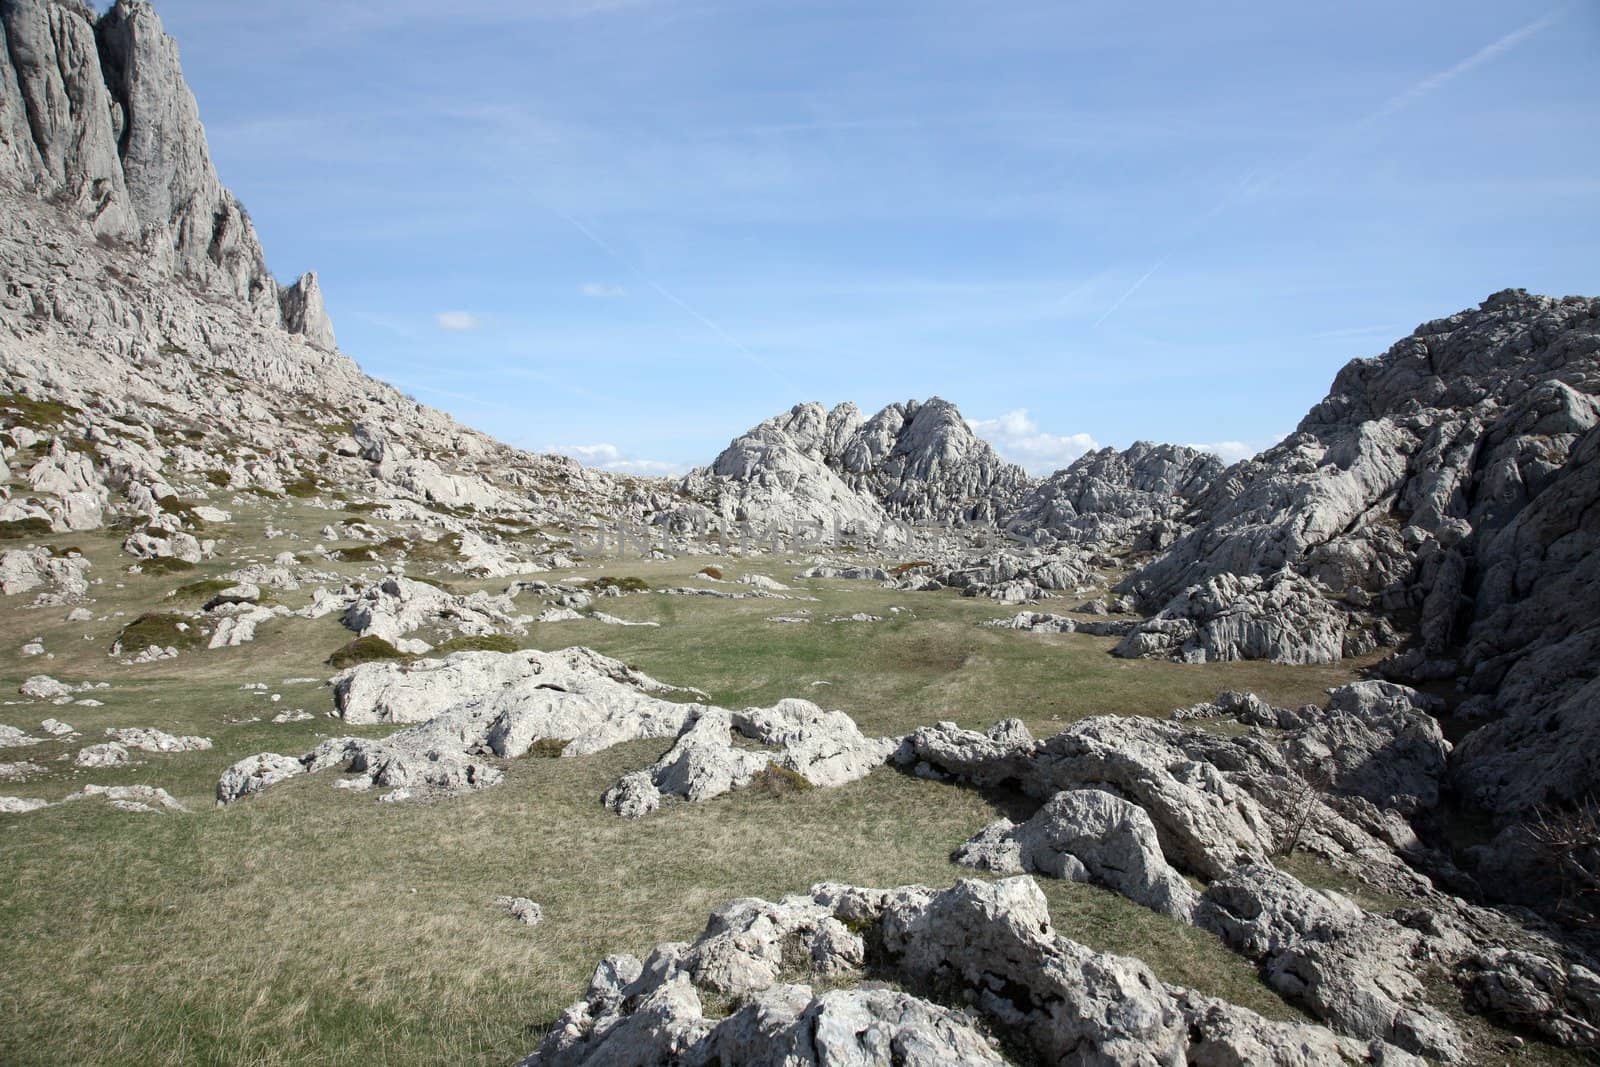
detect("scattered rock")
(216, 753), (305, 805)
(19, 676), (72, 701)
(75, 742), (132, 768)
(494, 896), (544, 927)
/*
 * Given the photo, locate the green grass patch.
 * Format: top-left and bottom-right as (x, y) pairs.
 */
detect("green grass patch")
(168, 579), (234, 604)
(377, 535), (463, 564)
(283, 477), (322, 499)
(327, 636), (415, 670)
(328, 543), (381, 563)
(130, 556), (196, 576)
(0, 517), (53, 540)
(0, 391), (77, 430)
(431, 634), (522, 656)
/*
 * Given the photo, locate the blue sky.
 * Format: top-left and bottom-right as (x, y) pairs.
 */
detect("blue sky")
(152, 0), (1596, 476)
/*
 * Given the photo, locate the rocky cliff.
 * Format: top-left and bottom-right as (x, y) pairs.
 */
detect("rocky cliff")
(1115, 290), (1600, 815)
(0, 0), (331, 346)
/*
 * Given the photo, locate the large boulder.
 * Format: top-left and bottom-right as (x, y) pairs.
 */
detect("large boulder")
(1198, 865), (1463, 1062)
(954, 788), (1201, 920)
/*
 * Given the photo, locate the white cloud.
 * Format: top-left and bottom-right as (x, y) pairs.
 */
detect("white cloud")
(1185, 434), (1288, 465)
(435, 311), (481, 331)
(967, 410), (1098, 477)
(581, 283), (626, 298)
(553, 443), (684, 478)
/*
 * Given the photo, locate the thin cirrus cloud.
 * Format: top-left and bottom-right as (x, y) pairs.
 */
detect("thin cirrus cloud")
(581, 283), (627, 298)
(553, 443), (684, 478)
(435, 311), (481, 331)
(968, 410), (1099, 477)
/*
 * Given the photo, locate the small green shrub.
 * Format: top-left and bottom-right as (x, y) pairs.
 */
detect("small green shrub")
(431, 634), (520, 656)
(283, 477), (322, 499)
(131, 557), (196, 576)
(0, 518), (53, 540)
(203, 471), (231, 488)
(746, 764), (814, 798)
(168, 578), (233, 603)
(593, 576), (649, 593)
(114, 613), (205, 654)
(327, 636), (414, 670)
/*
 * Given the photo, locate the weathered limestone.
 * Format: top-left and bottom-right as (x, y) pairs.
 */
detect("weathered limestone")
(520, 877), (1423, 1066)
(1198, 864), (1463, 1061)
(954, 789), (1201, 920)
(603, 700), (899, 817)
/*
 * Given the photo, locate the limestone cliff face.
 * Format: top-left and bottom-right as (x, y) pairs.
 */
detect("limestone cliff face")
(0, 0), (333, 345)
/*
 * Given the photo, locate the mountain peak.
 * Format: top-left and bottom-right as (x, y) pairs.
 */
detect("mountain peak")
(0, 0), (330, 342)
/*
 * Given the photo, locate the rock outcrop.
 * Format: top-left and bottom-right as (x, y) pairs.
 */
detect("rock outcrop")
(602, 699), (899, 818)
(230, 650), (894, 810)
(1198, 864), (1462, 1061)
(1111, 291), (1600, 903)
(954, 788), (1201, 920)
(904, 695), (1600, 1060)
(521, 876), (1424, 1066)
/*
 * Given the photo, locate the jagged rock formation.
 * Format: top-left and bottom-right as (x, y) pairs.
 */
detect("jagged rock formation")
(678, 398), (1029, 531)
(1008, 441), (1224, 546)
(0, 0), (667, 568)
(954, 787), (1201, 920)
(1120, 290), (1598, 666)
(522, 876), (1427, 1066)
(1110, 291), (1600, 905)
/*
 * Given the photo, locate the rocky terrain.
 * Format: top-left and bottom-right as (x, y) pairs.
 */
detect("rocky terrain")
(1, 3), (1597, 1066)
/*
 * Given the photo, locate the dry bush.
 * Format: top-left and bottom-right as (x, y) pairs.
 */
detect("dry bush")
(1526, 797), (1600, 923)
